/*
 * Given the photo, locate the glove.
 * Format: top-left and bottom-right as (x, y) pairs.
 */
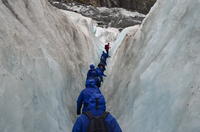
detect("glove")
(103, 74), (107, 77)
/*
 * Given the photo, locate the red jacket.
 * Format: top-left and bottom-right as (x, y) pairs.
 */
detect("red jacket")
(105, 44), (110, 50)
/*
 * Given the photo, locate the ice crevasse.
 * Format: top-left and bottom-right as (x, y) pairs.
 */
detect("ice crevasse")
(0, 0), (200, 132)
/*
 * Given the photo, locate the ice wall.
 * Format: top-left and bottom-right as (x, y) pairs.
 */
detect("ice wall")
(104, 0), (200, 132)
(0, 0), (98, 132)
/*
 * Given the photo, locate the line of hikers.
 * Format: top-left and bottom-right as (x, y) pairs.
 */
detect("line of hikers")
(72, 43), (122, 132)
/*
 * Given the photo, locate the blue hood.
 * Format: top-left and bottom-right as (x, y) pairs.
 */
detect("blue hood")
(90, 64), (95, 70)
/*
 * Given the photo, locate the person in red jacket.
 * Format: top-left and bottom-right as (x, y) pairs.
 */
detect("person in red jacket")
(104, 43), (110, 54)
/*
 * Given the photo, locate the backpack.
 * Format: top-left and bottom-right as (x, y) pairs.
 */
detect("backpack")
(83, 111), (109, 132)
(84, 93), (108, 132)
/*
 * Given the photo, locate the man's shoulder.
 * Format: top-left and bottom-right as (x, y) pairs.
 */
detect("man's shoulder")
(75, 114), (89, 127)
(79, 88), (88, 95)
(78, 113), (90, 123)
(105, 113), (117, 123)
(79, 113), (88, 119)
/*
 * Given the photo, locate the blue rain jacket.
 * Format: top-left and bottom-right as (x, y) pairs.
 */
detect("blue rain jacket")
(100, 57), (107, 66)
(98, 63), (106, 72)
(77, 79), (101, 115)
(86, 64), (97, 80)
(100, 51), (110, 66)
(101, 51), (110, 60)
(96, 67), (106, 82)
(73, 93), (122, 132)
(96, 67), (106, 77)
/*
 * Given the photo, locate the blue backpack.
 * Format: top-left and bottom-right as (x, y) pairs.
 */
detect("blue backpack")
(84, 93), (109, 132)
(87, 93), (105, 110)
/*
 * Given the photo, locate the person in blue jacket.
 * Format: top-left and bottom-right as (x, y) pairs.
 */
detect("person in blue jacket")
(86, 64), (97, 80)
(96, 67), (106, 82)
(95, 76), (102, 88)
(77, 79), (101, 115)
(100, 56), (107, 66)
(100, 51), (110, 67)
(101, 51), (110, 60)
(73, 93), (122, 132)
(86, 64), (102, 88)
(98, 63), (106, 72)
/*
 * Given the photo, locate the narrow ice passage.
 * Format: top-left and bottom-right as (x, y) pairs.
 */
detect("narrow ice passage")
(1, 0), (200, 132)
(72, 41), (123, 131)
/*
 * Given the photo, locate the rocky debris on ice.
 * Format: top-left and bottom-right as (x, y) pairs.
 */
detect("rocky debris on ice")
(50, 0), (145, 29)
(98, 0), (156, 14)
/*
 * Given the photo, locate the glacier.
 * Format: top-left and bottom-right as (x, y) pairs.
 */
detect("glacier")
(103, 0), (200, 132)
(0, 0), (200, 132)
(0, 0), (99, 131)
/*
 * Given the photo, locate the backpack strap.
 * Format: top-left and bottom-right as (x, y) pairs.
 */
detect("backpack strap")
(95, 98), (99, 110)
(100, 111), (109, 119)
(83, 112), (94, 120)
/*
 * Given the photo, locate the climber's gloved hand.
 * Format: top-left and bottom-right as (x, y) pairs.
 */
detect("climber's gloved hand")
(103, 74), (107, 77)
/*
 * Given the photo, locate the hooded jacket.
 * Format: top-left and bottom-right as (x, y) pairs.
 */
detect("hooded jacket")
(86, 64), (97, 80)
(95, 67), (106, 84)
(96, 67), (106, 77)
(73, 93), (122, 132)
(100, 57), (107, 66)
(101, 51), (109, 60)
(77, 79), (101, 115)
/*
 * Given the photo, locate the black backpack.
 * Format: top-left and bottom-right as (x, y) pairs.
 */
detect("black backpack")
(83, 111), (109, 132)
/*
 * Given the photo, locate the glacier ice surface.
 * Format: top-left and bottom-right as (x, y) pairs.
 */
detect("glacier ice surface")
(103, 0), (200, 132)
(1, 0), (200, 132)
